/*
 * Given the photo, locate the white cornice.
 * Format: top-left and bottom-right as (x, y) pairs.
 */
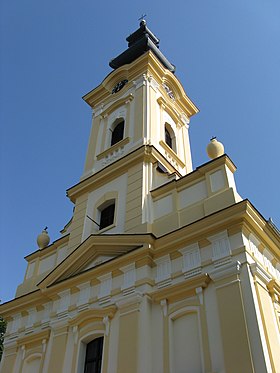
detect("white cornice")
(116, 292), (144, 312)
(210, 261), (242, 282)
(250, 262), (272, 285)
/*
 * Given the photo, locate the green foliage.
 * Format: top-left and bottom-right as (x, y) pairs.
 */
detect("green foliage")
(0, 316), (7, 361)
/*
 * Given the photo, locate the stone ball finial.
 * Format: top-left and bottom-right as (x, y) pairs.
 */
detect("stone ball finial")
(206, 137), (225, 159)
(140, 19), (147, 27)
(37, 227), (50, 249)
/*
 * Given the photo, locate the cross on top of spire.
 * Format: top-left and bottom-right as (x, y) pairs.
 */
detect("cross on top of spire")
(138, 13), (147, 22)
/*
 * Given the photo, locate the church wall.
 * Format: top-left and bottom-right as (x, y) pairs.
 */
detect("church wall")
(151, 304), (164, 373)
(67, 193), (89, 252)
(0, 345), (17, 373)
(169, 310), (203, 372)
(240, 261), (272, 373)
(211, 263), (254, 373)
(250, 265), (280, 372)
(106, 313), (119, 373)
(138, 296), (153, 373)
(182, 124), (193, 173)
(204, 282), (225, 373)
(149, 82), (158, 149)
(151, 159), (241, 237)
(125, 163), (143, 232)
(132, 85), (145, 143)
(82, 115), (101, 179)
(82, 172), (128, 240)
(117, 308), (139, 372)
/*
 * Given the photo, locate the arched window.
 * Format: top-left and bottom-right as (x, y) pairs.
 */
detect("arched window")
(84, 337), (104, 373)
(111, 119), (124, 146)
(165, 124), (176, 152)
(99, 201), (115, 230)
(165, 127), (172, 148)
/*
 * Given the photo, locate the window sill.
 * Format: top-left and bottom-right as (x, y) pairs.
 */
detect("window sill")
(97, 223), (116, 234)
(159, 140), (185, 168)
(97, 137), (130, 161)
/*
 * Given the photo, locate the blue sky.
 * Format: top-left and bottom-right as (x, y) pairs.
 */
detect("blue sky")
(1, 1), (279, 303)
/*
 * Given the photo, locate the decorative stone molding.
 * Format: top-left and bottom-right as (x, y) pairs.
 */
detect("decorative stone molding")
(41, 302), (52, 329)
(17, 329), (50, 351)
(25, 307), (36, 334)
(102, 147), (125, 166)
(162, 83), (175, 100)
(250, 262), (272, 286)
(72, 325), (79, 344)
(50, 318), (70, 330)
(196, 287), (204, 305)
(97, 137), (129, 166)
(248, 234), (263, 263)
(267, 279), (280, 302)
(159, 140), (185, 168)
(57, 290), (71, 319)
(94, 103), (105, 117)
(210, 261), (242, 282)
(155, 255), (172, 288)
(248, 234), (280, 281)
(180, 113), (190, 127)
(77, 281), (91, 310)
(42, 338), (47, 353)
(116, 292), (144, 315)
(133, 74), (148, 89)
(21, 345), (25, 360)
(142, 74), (148, 84)
(120, 263), (136, 294)
(179, 243), (202, 279)
(98, 273), (112, 305)
(10, 313), (21, 335)
(103, 316), (110, 336)
(3, 338), (17, 349)
(208, 230), (232, 267)
(149, 75), (160, 91)
(151, 274), (210, 304)
(160, 299), (168, 317)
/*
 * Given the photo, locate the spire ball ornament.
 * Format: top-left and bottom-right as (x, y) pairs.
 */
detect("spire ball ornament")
(206, 137), (225, 159)
(37, 227), (50, 249)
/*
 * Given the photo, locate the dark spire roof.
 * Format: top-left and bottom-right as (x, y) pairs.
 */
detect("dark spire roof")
(109, 20), (176, 73)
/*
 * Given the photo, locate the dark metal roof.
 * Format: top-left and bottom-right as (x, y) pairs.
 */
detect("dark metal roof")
(109, 20), (176, 73)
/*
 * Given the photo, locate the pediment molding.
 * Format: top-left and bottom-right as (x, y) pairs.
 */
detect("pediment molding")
(38, 234), (155, 291)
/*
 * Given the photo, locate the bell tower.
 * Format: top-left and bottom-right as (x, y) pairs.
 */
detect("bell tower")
(82, 20), (198, 180)
(66, 21), (199, 251)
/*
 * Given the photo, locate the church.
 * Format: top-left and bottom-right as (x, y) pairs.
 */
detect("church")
(1, 20), (280, 373)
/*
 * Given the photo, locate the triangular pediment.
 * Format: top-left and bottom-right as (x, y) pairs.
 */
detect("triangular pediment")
(83, 255), (115, 271)
(38, 233), (155, 290)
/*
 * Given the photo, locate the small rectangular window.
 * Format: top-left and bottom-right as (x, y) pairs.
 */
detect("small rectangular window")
(99, 203), (115, 230)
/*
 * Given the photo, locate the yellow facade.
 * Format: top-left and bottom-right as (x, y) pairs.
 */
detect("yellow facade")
(1, 21), (280, 373)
